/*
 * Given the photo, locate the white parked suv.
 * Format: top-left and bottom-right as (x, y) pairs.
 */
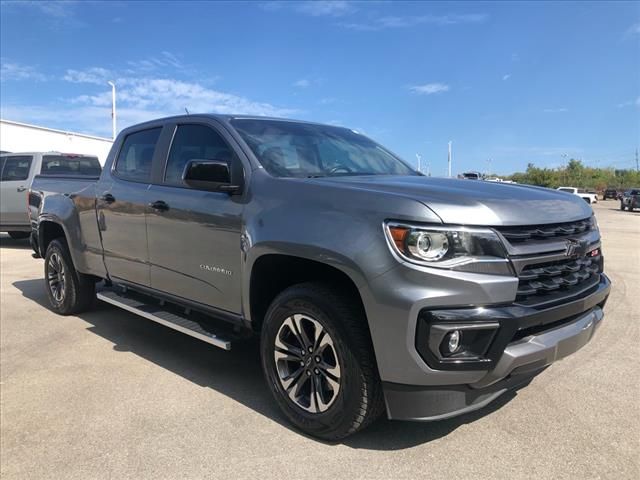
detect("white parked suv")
(556, 187), (598, 204)
(0, 152), (101, 238)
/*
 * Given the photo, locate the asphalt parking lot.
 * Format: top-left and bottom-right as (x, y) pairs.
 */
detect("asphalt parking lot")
(1, 201), (638, 479)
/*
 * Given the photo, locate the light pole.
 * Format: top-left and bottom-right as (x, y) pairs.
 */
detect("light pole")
(447, 141), (452, 177)
(415, 153), (422, 173)
(107, 81), (117, 140)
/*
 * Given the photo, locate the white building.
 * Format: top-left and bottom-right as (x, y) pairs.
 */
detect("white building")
(0, 119), (113, 165)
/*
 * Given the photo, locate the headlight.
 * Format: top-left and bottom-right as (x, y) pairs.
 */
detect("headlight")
(385, 222), (513, 276)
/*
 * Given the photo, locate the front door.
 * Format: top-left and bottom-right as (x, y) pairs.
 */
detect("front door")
(0, 155), (33, 227)
(146, 122), (244, 314)
(96, 127), (162, 286)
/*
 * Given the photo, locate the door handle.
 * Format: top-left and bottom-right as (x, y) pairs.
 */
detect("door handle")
(100, 193), (116, 204)
(149, 200), (169, 211)
(17, 186), (26, 192)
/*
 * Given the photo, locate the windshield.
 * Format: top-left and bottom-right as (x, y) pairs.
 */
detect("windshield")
(230, 119), (417, 178)
(41, 155), (101, 176)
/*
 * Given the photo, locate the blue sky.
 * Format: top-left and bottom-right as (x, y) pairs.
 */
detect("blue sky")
(1, 0), (638, 175)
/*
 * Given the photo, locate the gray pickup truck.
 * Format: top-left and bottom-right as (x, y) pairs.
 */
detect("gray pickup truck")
(29, 115), (611, 439)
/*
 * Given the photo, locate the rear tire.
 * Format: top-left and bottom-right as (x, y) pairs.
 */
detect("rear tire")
(44, 238), (96, 315)
(260, 282), (384, 440)
(7, 231), (30, 239)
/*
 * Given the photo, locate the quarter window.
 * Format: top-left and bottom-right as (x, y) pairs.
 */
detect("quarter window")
(114, 128), (162, 182)
(0, 156), (33, 181)
(165, 124), (235, 185)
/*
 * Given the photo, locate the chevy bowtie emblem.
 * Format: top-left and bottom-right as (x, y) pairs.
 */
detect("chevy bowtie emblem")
(565, 239), (586, 257)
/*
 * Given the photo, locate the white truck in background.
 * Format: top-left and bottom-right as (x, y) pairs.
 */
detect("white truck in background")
(556, 187), (598, 204)
(0, 152), (101, 238)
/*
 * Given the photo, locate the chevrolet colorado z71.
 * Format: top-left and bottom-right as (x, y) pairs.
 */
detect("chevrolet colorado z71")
(29, 115), (611, 439)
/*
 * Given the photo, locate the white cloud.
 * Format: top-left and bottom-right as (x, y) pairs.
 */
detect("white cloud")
(32, 0), (78, 19)
(61, 73), (297, 135)
(296, 1), (354, 17)
(3, 0), (85, 28)
(0, 61), (47, 82)
(543, 107), (568, 113)
(3, 65), (298, 137)
(409, 83), (450, 95)
(261, 1), (355, 17)
(617, 97), (640, 108)
(502, 74), (511, 81)
(341, 13), (488, 31)
(293, 79), (311, 88)
(127, 51), (184, 72)
(627, 22), (640, 35)
(64, 67), (113, 85)
(71, 76), (298, 117)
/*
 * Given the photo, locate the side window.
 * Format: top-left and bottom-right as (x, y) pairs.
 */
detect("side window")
(165, 124), (236, 185)
(0, 156), (33, 182)
(114, 128), (161, 182)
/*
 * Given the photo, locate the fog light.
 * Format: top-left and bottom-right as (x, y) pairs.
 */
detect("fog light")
(446, 330), (461, 354)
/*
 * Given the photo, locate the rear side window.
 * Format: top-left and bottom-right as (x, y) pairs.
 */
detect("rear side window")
(114, 128), (161, 182)
(164, 124), (235, 185)
(41, 155), (102, 176)
(0, 156), (32, 181)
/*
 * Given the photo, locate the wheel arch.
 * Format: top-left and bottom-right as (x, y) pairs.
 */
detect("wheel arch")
(245, 247), (367, 333)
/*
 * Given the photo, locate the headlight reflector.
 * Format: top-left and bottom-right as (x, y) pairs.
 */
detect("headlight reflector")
(407, 231), (449, 261)
(385, 222), (513, 275)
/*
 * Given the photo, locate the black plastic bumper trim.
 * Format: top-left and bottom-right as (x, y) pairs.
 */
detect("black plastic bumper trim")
(416, 274), (611, 371)
(383, 370), (542, 421)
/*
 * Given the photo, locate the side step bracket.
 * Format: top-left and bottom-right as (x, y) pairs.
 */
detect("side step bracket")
(96, 289), (232, 350)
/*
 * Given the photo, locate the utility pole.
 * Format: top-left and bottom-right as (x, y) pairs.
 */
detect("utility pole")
(107, 81), (117, 140)
(415, 153), (422, 173)
(448, 141), (452, 177)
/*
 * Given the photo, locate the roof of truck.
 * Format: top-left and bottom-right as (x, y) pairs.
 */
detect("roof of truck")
(121, 114), (354, 132)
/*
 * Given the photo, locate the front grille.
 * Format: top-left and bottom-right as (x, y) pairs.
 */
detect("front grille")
(515, 251), (602, 308)
(497, 218), (593, 243)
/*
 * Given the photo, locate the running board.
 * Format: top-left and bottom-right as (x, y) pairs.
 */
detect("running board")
(97, 289), (232, 350)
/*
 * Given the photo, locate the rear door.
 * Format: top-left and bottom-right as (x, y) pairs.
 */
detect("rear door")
(0, 155), (34, 227)
(146, 120), (245, 314)
(96, 127), (163, 286)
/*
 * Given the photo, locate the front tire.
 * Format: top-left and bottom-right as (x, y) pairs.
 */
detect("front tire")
(260, 282), (384, 440)
(7, 231), (30, 239)
(44, 238), (96, 315)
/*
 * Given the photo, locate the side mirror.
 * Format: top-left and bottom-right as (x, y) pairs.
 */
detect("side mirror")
(182, 160), (241, 194)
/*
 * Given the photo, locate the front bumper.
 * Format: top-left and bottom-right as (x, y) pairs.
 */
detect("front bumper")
(383, 274), (610, 421)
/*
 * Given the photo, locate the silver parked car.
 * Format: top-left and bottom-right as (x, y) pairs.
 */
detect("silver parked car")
(0, 152), (101, 238)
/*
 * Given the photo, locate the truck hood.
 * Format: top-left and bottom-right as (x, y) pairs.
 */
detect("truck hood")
(307, 176), (593, 226)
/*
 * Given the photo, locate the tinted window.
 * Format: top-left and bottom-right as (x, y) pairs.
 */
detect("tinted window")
(231, 119), (416, 178)
(41, 155), (102, 176)
(165, 124), (235, 185)
(1, 156), (32, 181)
(114, 128), (161, 182)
